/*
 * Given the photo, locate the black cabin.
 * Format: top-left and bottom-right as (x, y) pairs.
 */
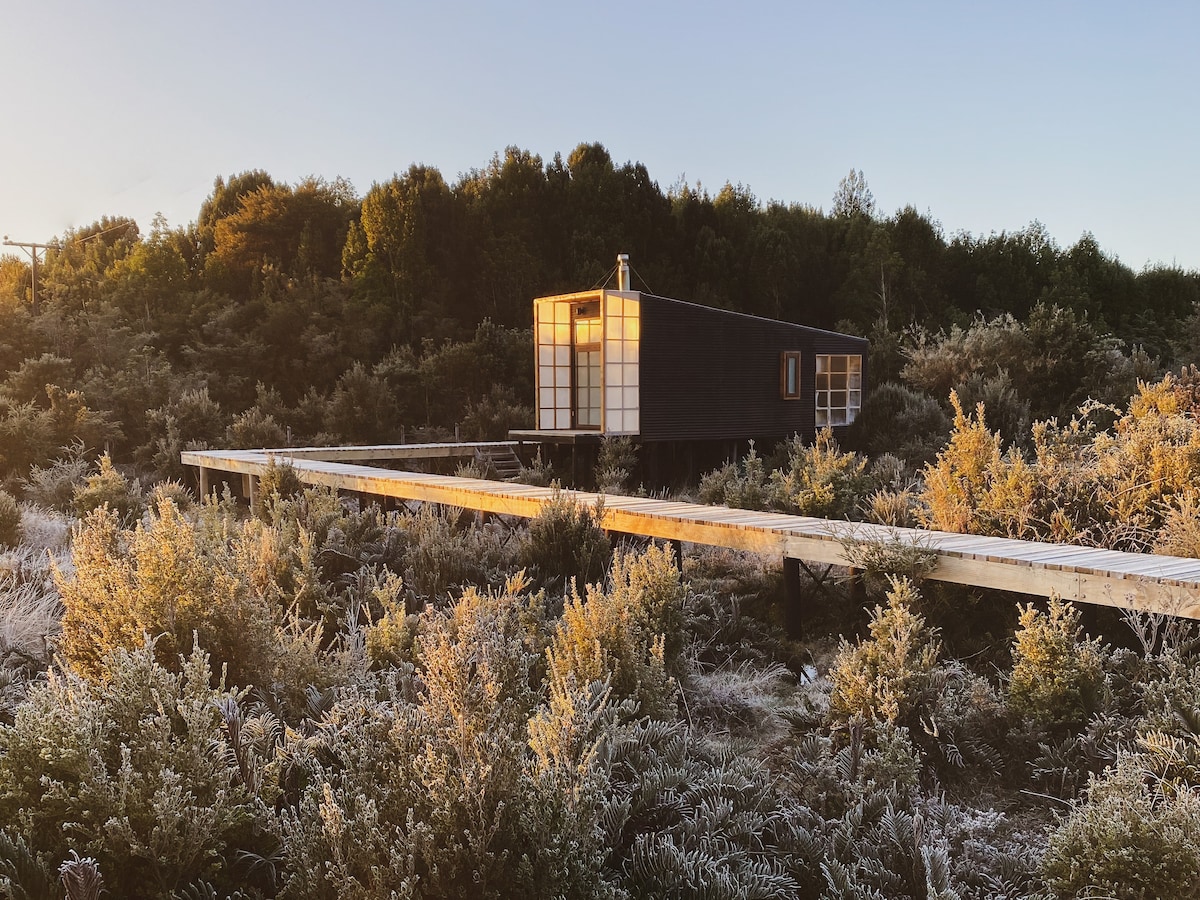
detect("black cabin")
(511, 256), (869, 449)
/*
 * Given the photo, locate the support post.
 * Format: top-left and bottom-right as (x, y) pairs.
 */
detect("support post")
(847, 566), (865, 605)
(245, 474), (258, 511)
(198, 466), (211, 500)
(783, 556), (804, 638)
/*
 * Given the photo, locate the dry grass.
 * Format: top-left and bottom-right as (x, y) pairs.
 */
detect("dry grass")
(17, 503), (73, 555)
(0, 506), (70, 715)
(682, 654), (797, 745)
(0, 541), (63, 667)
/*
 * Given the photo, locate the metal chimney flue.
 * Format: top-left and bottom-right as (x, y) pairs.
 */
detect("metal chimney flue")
(616, 254), (631, 291)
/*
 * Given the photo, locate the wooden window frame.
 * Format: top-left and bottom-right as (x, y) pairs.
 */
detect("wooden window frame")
(780, 351), (801, 400)
(814, 354), (863, 426)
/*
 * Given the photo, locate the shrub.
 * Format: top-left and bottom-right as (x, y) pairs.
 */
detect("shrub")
(697, 442), (769, 510)
(278, 579), (610, 900)
(1008, 597), (1104, 732)
(546, 545), (684, 718)
(918, 392), (1003, 534)
(849, 381), (951, 468)
(0, 492), (20, 547)
(252, 457), (305, 520)
(0, 551), (61, 720)
(828, 577), (942, 728)
(56, 500), (279, 687)
(0, 642), (275, 900)
(22, 441), (91, 512)
(362, 570), (414, 670)
(863, 487), (920, 527)
(606, 720), (804, 898)
(519, 490), (610, 588)
(224, 406), (287, 449)
(72, 453), (144, 525)
(514, 448), (555, 487)
(459, 385), (532, 441)
(837, 530), (939, 592)
(594, 435), (638, 494)
(1042, 753), (1200, 899)
(397, 503), (515, 603)
(770, 429), (871, 519)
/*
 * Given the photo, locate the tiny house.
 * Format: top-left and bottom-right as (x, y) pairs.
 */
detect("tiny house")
(512, 255), (869, 451)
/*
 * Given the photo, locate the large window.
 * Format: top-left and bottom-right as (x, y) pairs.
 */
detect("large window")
(815, 354), (862, 426)
(780, 351), (801, 399)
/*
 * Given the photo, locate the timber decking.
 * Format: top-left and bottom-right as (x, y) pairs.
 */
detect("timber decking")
(181, 445), (1200, 620)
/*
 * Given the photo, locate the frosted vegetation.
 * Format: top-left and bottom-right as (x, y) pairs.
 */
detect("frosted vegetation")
(4, 385), (1200, 898)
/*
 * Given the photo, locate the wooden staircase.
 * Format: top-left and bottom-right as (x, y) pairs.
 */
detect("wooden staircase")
(473, 444), (523, 481)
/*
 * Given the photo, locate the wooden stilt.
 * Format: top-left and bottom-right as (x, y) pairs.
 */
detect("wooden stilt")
(783, 557), (803, 637)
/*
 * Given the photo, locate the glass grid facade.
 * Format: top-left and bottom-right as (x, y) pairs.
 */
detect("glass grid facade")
(602, 293), (639, 434)
(534, 293), (640, 434)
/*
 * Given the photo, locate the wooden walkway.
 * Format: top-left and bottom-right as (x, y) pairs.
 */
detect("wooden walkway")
(182, 446), (1200, 619)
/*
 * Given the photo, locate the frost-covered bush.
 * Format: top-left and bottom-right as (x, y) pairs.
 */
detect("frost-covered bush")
(697, 441), (770, 511)
(606, 720), (809, 898)
(397, 503), (515, 604)
(0, 642), (275, 899)
(278, 579), (620, 900)
(1042, 751), (1200, 899)
(519, 490), (610, 588)
(0, 491), (20, 547)
(23, 442), (91, 513)
(595, 434), (638, 495)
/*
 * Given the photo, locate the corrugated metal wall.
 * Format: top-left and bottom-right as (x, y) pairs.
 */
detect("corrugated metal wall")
(638, 295), (869, 442)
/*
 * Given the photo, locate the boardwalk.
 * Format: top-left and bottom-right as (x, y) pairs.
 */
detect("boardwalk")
(182, 445), (1200, 620)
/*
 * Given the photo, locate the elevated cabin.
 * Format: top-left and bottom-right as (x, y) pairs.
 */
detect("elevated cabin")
(511, 256), (869, 462)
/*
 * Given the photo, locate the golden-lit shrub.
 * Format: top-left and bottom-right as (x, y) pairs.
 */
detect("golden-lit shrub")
(828, 577), (941, 727)
(770, 429), (870, 519)
(72, 453), (144, 525)
(57, 499), (278, 687)
(1008, 597), (1103, 732)
(545, 545), (684, 718)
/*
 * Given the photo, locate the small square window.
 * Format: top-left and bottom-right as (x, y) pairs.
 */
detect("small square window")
(780, 351), (801, 399)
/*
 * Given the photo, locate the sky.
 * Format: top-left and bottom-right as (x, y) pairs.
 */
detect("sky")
(1, 0), (1197, 272)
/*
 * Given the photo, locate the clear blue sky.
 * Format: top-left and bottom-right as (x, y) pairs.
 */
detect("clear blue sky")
(2, 1), (1197, 272)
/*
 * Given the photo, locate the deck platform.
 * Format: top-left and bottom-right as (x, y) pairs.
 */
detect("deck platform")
(182, 445), (1200, 619)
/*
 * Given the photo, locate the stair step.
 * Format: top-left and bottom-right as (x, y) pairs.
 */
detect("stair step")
(473, 446), (523, 481)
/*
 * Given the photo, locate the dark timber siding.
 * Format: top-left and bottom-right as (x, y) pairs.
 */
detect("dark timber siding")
(637, 295), (868, 442)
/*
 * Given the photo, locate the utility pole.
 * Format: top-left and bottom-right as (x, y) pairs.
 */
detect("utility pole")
(2, 236), (57, 315)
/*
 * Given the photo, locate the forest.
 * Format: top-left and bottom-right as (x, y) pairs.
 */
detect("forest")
(3, 143), (1200, 898)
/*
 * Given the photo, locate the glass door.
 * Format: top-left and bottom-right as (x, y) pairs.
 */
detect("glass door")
(572, 303), (602, 428)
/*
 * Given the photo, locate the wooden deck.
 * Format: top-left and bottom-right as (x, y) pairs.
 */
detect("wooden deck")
(182, 445), (1200, 619)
